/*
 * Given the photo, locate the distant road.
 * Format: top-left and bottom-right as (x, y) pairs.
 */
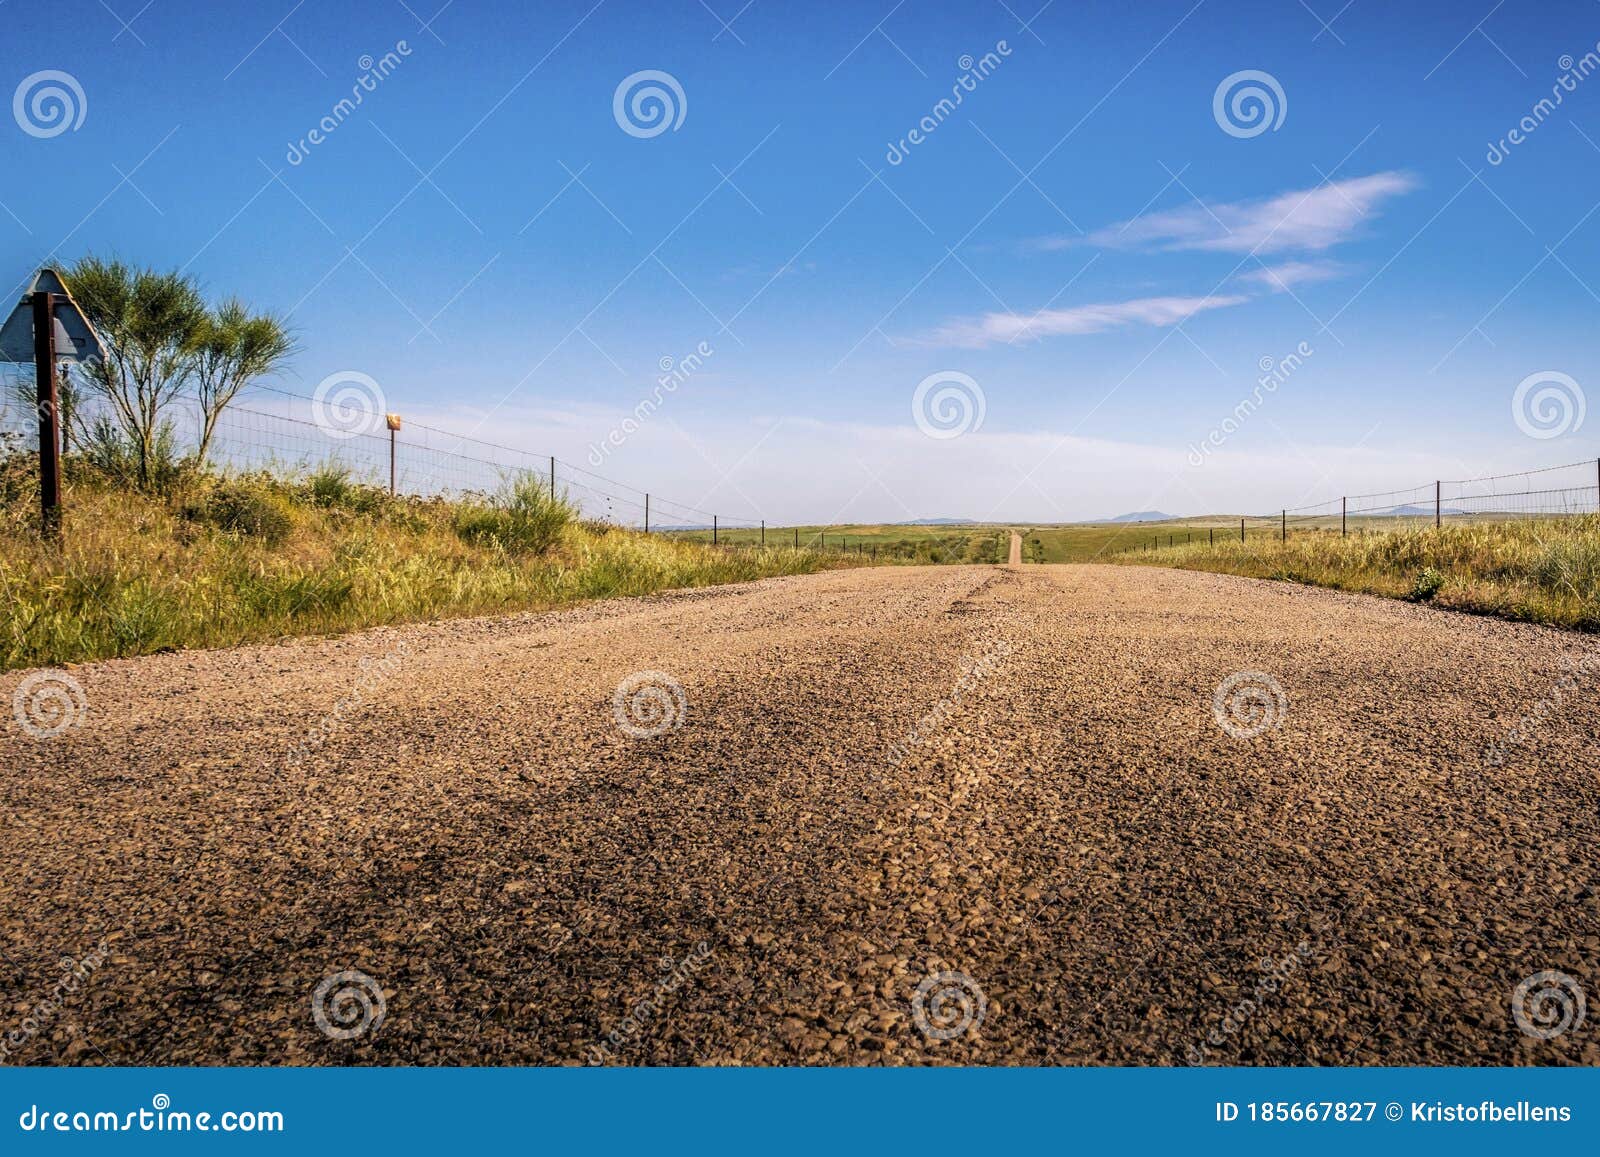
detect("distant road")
(2, 565), (1595, 1065)
(1008, 531), (1023, 565)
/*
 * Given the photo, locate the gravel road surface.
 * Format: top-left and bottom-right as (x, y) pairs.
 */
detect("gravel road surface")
(2, 564), (1596, 1066)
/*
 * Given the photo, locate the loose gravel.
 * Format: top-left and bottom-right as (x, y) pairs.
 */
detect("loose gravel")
(1, 564), (1596, 1065)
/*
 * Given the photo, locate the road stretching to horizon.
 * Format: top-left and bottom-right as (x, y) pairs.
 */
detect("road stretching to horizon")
(2, 564), (1596, 1065)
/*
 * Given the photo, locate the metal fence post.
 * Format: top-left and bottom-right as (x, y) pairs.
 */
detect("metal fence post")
(32, 290), (62, 540)
(549, 456), (556, 501)
(1341, 496), (1346, 537)
(1240, 517), (1245, 543)
(794, 527), (799, 548)
(644, 494), (649, 533)
(1435, 480), (1441, 529)
(1281, 510), (1286, 542)
(385, 413), (401, 496)
(713, 515), (718, 545)
(760, 520), (765, 547)
(1209, 527), (1214, 547)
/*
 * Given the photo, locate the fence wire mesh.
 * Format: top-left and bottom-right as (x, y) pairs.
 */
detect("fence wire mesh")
(5, 372), (1599, 540)
(1, 378), (759, 533)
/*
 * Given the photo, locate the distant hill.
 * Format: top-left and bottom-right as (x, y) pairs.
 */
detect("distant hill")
(1106, 511), (1175, 523)
(1386, 504), (1467, 517)
(895, 518), (975, 525)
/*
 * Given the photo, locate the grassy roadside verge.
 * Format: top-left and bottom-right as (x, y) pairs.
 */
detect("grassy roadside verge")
(1111, 516), (1600, 631)
(0, 466), (862, 671)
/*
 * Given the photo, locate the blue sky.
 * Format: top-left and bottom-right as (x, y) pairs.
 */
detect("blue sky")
(3, 0), (1599, 522)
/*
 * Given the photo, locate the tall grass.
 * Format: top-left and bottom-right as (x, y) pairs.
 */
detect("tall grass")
(0, 462), (859, 671)
(1116, 517), (1600, 630)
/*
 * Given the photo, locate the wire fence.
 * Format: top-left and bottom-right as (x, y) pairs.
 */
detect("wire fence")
(1125, 458), (1600, 553)
(5, 374), (1598, 552)
(0, 377), (765, 536)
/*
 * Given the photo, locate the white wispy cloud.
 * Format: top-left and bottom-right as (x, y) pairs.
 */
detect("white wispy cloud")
(1237, 259), (1346, 291)
(920, 292), (1250, 348)
(1072, 171), (1420, 254)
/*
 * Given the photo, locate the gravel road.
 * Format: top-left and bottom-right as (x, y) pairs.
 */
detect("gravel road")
(2, 564), (1596, 1066)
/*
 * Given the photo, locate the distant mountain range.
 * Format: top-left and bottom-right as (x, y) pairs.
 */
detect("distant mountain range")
(894, 518), (975, 525)
(1105, 510), (1175, 523)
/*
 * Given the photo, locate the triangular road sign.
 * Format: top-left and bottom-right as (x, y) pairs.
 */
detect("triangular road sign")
(0, 267), (109, 364)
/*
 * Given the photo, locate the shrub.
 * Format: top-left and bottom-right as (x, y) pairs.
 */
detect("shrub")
(82, 417), (189, 493)
(1410, 566), (1445, 602)
(302, 463), (387, 515)
(452, 473), (574, 555)
(189, 478), (295, 544)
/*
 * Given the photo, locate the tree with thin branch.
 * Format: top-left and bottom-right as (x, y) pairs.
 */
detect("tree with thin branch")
(191, 298), (294, 467)
(66, 257), (205, 489)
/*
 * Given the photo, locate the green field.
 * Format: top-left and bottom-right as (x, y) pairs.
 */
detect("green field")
(664, 524), (1013, 564)
(666, 519), (1284, 565)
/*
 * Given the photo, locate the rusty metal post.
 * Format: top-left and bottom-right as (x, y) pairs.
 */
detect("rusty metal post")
(33, 291), (61, 540)
(713, 515), (718, 545)
(1281, 510), (1286, 542)
(794, 527), (798, 548)
(1342, 496), (1347, 537)
(1209, 527), (1214, 547)
(1240, 517), (1245, 543)
(1435, 480), (1441, 529)
(385, 413), (401, 496)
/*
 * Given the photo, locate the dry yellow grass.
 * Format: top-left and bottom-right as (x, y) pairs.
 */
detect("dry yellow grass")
(1114, 516), (1600, 630)
(0, 469), (859, 671)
